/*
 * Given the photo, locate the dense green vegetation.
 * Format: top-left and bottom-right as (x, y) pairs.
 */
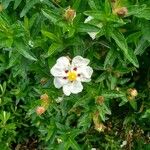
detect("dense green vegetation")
(0, 0), (150, 149)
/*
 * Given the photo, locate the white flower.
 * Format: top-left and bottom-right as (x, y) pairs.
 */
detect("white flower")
(50, 56), (93, 96)
(84, 16), (103, 40)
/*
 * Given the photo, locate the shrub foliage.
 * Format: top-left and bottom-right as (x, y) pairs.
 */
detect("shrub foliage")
(0, 0), (150, 149)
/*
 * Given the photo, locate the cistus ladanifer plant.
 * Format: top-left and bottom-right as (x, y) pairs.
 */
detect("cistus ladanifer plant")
(0, 0), (150, 149)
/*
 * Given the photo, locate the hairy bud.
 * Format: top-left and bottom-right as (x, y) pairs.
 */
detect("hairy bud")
(36, 106), (45, 115)
(114, 7), (128, 17)
(96, 96), (104, 105)
(128, 88), (138, 97)
(64, 7), (76, 22)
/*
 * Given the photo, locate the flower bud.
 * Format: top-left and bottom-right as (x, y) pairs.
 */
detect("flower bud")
(96, 96), (104, 105)
(95, 123), (106, 132)
(128, 88), (138, 97)
(64, 7), (76, 22)
(40, 93), (49, 108)
(40, 77), (48, 85)
(114, 7), (128, 17)
(36, 106), (45, 115)
(40, 93), (49, 101)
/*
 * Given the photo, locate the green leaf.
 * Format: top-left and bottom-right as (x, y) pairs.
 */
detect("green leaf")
(72, 0), (81, 9)
(128, 5), (150, 20)
(110, 29), (139, 67)
(105, 0), (111, 14)
(13, 0), (22, 9)
(95, 72), (107, 83)
(20, 0), (39, 17)
(42, 9), (65, 27)
(88, 0), (101, 10)
(102, 91), (125, 98)
(77, 23), (100, 33)
(14, 41), (37, 61)
(47, 43), (63, 57)
(84, 11), (105, 21)
(69, 137), (81, 150)
(77, 113), (92, 129)
(104, 49), (116, 68)
(2, 0), (13, 9)
(41, 30), (60, 42)
(129, 100), (137, 110)
(134, 38), (150, 55)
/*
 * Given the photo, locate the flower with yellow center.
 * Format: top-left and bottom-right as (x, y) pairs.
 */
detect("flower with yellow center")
(50, 56), (93, 96)
(68, 71), (77, 81)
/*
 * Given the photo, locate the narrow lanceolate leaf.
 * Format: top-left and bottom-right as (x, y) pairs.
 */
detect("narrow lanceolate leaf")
(134, 38), (150, 55)
(41, 30), (60, 42)
(20, 0), (39, 17)
(69, 137), (81, 150)
(77, 23), (100, 33)
(88, 0), (101, 10)
(95, 72), (107, 83)
(128, 5), (150, 20)
(47, 43), (63, 57)
(14, 41), (37, 61)
(104, 49), (116, 68)
(110, 30), (139, 67)
(2, 0), (13, 9)
(13, 0), (22, 9)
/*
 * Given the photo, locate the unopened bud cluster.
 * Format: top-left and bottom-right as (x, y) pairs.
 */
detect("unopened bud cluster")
(36, 93), (50, 115)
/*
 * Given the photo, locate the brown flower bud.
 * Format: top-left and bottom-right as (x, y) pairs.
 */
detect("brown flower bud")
(36, 106), (45, 115)
(64, 7), (76, 22)
(40, 77), (48, 85)
(114, 7), (128, 17)
(40, 93), (49, 101)
(96, 96), (104, 105)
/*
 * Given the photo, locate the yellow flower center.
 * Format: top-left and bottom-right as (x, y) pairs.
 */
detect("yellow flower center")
(68, 71), (77, 81)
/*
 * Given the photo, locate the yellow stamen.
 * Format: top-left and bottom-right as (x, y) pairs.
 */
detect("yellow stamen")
(68, 71), (77, 81)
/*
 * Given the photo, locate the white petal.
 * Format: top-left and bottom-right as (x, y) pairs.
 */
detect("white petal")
(77, 66), (93, 82)
(54, 77), (68, 89)
(88, 32), (98, 40)
(84, 16), (94, 23)
(56, 56), (70, 66)
(51, 64), (66, 77)
(50, 56), (70, 77)
(71, 81), (83, 94)
(72, 56), (90, 67)
(63, 84), (71, 96)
